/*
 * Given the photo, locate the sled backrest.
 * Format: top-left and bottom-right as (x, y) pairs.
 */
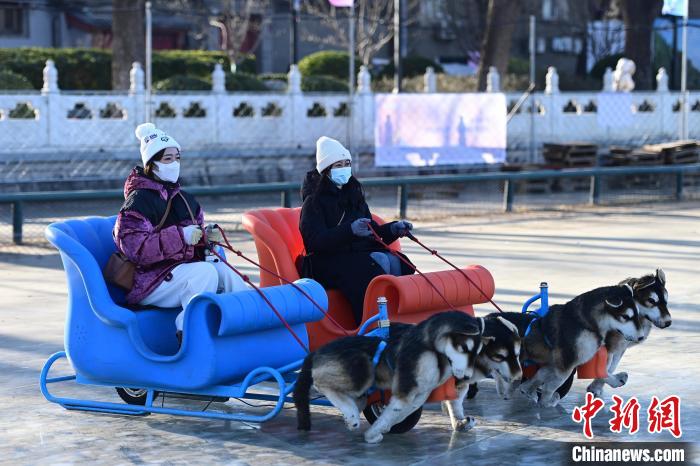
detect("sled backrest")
(242, 207), (400, 287)
(45, 217), (179, 357)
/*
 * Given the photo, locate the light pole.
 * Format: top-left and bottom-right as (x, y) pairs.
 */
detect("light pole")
(145, 1), (152, 121)
(291, 0), (300, 65)
(393, 0), (402, 93)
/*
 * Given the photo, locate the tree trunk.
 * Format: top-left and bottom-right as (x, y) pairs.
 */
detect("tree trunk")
(477, 0), (521, 91)
(620, 0), (662, 90)
(112, 0), (145, 90)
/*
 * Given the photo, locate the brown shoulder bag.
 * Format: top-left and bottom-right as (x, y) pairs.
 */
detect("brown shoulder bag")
(104, 196), (175, 290)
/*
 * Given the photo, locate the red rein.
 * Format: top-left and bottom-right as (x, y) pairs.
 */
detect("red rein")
(195, 219), (505, 354)
(367, 223), (504, 314)
(404, 232), (504, 313)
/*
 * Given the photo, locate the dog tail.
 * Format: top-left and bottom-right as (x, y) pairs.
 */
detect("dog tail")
(294, 353), (314, 431)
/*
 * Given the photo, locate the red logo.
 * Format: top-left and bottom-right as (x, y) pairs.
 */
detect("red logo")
(573, 394), (682, 438)
(572, 392), (606, 439)
(647, 395), (682, 438)
(609, 395), (640, 434)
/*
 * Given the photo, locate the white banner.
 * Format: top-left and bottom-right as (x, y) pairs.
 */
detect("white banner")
(374, 93), (507, 167)
(662, 0), (688, 17)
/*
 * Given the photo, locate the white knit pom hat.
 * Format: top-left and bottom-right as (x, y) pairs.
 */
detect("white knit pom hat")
(315, 136), (352, 173)
(135, 122), (181, 166)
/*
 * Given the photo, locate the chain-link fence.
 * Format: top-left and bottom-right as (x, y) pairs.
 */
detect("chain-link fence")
(3, 169), (699, 254)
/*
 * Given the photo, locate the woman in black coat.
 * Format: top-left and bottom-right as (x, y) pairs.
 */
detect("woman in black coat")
(299, 136), (415, 325)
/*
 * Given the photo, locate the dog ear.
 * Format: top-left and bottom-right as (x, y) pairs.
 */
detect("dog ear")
(622, 283), (634, 296)
(481, 335), (496, 346)
(606, 297), (623, 308)
(634, 276), (656, 291)
(656, 268), (666, 285)
(456, 320), (481, 336)
(497, 316), (519, 337)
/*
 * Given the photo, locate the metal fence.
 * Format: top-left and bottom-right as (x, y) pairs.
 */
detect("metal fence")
(2, 164), (699, 252)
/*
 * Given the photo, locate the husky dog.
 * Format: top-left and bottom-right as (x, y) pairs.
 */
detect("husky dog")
(587, 269), (671, 396)
(518, 284), (647, 407)
(293, 311), (485, 443)
(443, 315), (523, 431)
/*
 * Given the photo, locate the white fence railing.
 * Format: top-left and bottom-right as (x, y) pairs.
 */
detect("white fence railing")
(0, 61), (698, 158)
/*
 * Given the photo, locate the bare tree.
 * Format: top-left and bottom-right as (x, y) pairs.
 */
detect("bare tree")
(303, 0), (412, 67)
(586, 19), (626, 70)
(112, 0), (145, 90)
(476, 0), (522, 91)
(209, 0), (271, 72)
(440, 0), (487, 59)
(619, 0), (663, 90)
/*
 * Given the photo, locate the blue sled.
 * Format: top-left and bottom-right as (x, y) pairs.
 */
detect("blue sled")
(41, 216), (331, 423)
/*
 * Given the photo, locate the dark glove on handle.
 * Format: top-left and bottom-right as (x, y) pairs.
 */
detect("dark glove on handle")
(351, 218), (373, 237)
(391, 220), (413, 237)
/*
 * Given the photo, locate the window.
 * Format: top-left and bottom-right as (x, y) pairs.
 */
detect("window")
(0, 4), (25, 36)
(542, 0), (553, 20)
(551, 36), (583, 54)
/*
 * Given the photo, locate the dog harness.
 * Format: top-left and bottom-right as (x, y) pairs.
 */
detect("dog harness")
(524, 315), (554, 349)
(373, 341), (388, 367)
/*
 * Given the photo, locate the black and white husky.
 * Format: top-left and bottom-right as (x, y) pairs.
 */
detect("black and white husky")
(517, 283), (647, 407)
(293, 311), (485, 443)
(442, 315), (523, 431)
(587, 269), (671, 396)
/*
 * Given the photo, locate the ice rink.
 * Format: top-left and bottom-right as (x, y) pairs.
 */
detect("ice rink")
(1, 202), (698, 465)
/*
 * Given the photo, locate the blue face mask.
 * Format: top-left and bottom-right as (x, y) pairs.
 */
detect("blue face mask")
(329, 166), (352, 186)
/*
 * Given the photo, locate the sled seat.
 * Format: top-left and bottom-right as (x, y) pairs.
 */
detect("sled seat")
(45, 216), (327, 391)
(242, 208), (495, 350)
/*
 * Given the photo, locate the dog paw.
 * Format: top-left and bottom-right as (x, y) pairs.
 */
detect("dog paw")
(364, 430), (383, 444)
(537, 392), (560, 408)
(520, 387), (539, 404)
(455, 417), (477, 432)
(501, 387), (515, 400)
(608, 372), (628, 388)
(544, 393), (561, 408)
(587, 381), (604, 397)
(345, 418), (361, 431)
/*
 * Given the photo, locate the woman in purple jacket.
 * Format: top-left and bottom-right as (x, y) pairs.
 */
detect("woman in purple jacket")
(114, 123), (247, 338)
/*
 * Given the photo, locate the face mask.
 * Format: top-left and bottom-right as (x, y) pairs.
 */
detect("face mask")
(329, 166), (352, 186)
(154, 161), (180, 183)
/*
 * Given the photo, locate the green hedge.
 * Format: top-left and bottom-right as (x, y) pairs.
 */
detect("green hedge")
(225, 72), (268, 91)
(298, 50), (360, 80)
(0, 69), (34, 90)
(302, 75), (347, 92)
(379, 55), (444, 78)
(154, 74), (211, 91)
(151, 50), (256, 81)
(259, 73), (288, 83)
(0, 48), (112, 90)
(0, 48), (256, 90)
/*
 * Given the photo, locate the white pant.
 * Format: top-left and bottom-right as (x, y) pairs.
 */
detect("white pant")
(140, 261), (249, 331)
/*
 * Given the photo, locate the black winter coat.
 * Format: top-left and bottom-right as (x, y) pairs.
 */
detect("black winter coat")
(299, 170), (414, 324)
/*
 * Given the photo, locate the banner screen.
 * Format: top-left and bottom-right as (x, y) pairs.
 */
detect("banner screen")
(374, 93), (507, 167)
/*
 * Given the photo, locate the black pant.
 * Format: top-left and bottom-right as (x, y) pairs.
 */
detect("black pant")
(305, 252), (386, 326)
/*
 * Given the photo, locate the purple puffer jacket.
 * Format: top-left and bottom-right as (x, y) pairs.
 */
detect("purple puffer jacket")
(114, 168), (204, 305)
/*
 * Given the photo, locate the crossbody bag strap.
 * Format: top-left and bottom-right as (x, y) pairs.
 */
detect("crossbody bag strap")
(177, 191), (197, 224)
(336, 210), (346, 227)
(155, 196), (174, 230)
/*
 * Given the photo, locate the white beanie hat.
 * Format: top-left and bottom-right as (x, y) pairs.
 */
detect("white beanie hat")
(135, 122), (181, 166)
(316, 136), (352, 173)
